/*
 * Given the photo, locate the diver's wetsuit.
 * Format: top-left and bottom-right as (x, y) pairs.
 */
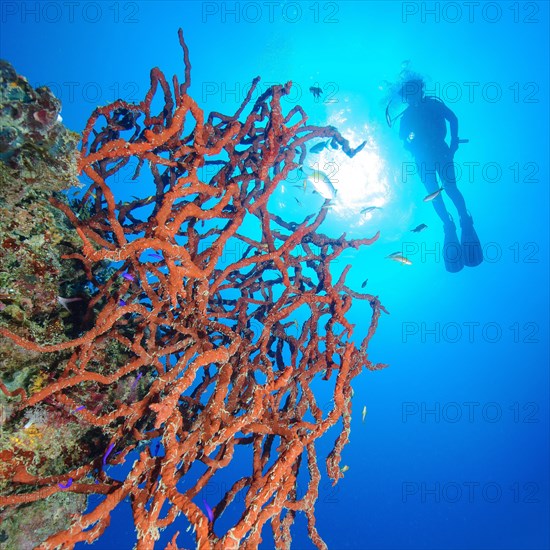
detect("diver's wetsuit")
(399, 96), (468, 224)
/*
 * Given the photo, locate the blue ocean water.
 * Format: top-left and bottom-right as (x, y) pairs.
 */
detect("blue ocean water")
(1, 1), (548, 549)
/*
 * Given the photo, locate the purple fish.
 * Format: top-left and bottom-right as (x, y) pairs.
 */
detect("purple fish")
(203, 497), (214, 522)
(119, 299), (127, 307)
(148, 253), (163, 261)
(103, 442), (115, 465)
(75, 406), (85, 412)
(121, 272), (135, 282)
(131, 372), (143, 390)
(58, 478), (73, 490)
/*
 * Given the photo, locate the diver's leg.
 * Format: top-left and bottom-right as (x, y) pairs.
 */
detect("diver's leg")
(418, 158), (463, 273)
(437, 148), (483, 267)
(437, 150), (468, 221)
(430, 195), (452, 225)
(418, 159), (452, 224)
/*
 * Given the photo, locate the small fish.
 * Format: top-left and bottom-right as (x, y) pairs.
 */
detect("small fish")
(121, 272), (135, 282)
(387, 251), (403, 258)
(361, 278), (368, 289)
(309, 141), (329, 154)
(75, 406), (85, 412)
(57, 296), (83, 312)
(388, 255), (412, 265)
(58, 478), (73, 490)
(103, 442), (115, 466)
(304, 170), (337, 200)
(148, 253), (163, 261)
(423, 187), (444, 202)
(362, 405), (367, 422)
(340, 465), (350, 474)
(119, 299), (127, 307)
(360, 206), (381, 214)
(295, 197), (302, 207)
(309, 86), (323, 99)
(410, 223), (428, 233)
(203, 497), (214, 522)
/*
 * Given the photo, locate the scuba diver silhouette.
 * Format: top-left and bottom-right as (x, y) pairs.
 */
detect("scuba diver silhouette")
(392, 78), (483, 272)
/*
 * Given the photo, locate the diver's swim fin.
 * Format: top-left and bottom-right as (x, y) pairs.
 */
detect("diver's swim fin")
(443, 220), (464, 273)
(460, 215), (483, 267)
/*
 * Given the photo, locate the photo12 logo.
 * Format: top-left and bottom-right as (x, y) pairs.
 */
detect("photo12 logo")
(1, 2), (140, 23)
(401, 321), (540, 343)
(38, 81), (141, 105)
(201, 2), (340, 24)
(201, 81), (340, 105)
(401, 2), (540, 24)
(402, 481), (541, 503)
(401, 161), (540, 185)
(394, 241), (540, 266)
(401, 401), (540, 423)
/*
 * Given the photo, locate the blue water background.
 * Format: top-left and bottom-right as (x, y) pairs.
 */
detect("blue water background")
(1, 1), (548, 549)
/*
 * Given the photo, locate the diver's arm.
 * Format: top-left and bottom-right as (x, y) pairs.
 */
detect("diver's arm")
(442, 104), (459, 153)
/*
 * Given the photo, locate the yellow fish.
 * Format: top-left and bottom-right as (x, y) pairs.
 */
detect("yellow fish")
(388, 255), (412, 265)
(340, 465), (349, 474)
(304, 169), (337, 200)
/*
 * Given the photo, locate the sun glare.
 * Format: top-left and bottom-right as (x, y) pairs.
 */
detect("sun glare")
(308, 116), (391, 227)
